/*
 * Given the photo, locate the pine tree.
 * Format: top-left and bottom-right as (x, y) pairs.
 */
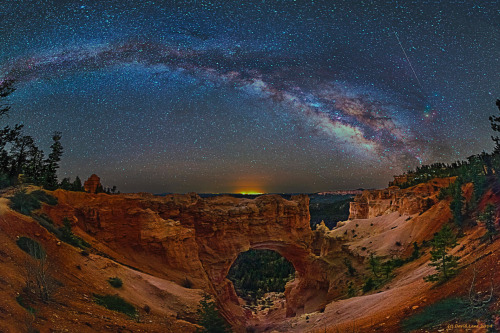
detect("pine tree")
(24, 144), (45, 185)
(0, 79), (15, 118)
(489, 99), (500, 152)
(381, 260), (393, 279)
(368, 253), (381, 278)
(43, 131), (63, 190)
(409, 241), (420, 261)
(477, 203), (498, 243)
(424, 225), (460, 282)
(196, 294), (231, 333)
(9, 134), (34, 178)
(59, 177), (72, 190)
(72, 176), (83, 191)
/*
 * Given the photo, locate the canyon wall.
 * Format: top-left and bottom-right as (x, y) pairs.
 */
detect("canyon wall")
(349, 177), (455, 219)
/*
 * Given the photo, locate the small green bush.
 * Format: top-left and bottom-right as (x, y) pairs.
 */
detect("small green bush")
(33, 214), (61, 236)
(32, 215), (90, 249)
(10, 191), (41, 215)
(59, 218), (90, 249)
(0, 172), (11, 189)
(16, 237), (45, 259)
(93, 294), (137, 318)
(30, 190), (58, 205)
(108, 277), (123, 288)
(389, 258), (405, 268)
(196, 294), (231, 333)
(16, 295), (36, 314)
(362, 277), (376, 293)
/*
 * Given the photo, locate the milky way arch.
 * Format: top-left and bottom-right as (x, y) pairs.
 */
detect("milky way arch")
(1, 39), (431, 164)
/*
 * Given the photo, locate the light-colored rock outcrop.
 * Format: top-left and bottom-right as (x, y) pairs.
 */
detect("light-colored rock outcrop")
(349, 177), (455, 219)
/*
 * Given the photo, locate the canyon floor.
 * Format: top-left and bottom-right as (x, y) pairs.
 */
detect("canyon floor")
(0, 178), (499, 332)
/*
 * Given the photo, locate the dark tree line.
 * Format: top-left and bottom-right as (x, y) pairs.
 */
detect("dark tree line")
(396, 99), (500, 235)
(0, 80), (61, 189)
(0, 79), (80, 190)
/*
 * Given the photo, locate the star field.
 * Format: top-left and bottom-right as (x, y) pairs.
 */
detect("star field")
(1, 0), (499, 193)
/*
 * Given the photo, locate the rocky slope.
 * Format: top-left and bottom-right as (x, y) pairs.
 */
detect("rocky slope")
(348, 177), (455, 219)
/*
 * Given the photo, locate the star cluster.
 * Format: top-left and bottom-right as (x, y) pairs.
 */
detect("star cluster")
(1, 0), (499, 193)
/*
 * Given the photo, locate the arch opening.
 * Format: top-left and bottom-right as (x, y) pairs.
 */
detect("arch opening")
(227, 249), (296, 318)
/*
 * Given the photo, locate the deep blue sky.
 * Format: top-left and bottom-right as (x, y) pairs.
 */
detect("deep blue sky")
(1, 0), (499, 193)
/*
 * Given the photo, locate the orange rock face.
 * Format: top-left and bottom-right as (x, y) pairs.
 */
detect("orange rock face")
(43, 191), (332, 329)
(83, 174), (102, 193)
(349, 177), (455, 219)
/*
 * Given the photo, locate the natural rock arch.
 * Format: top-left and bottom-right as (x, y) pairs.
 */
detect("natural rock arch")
(44, 191), (332, 329)
(189, 195), (331, 326)
(219, 241), (330, 320)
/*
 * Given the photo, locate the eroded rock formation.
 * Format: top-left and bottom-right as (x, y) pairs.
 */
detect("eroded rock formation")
(84, 174), (102, 193)
(43, 191), (332, 329)
(349, 177), (455, 219)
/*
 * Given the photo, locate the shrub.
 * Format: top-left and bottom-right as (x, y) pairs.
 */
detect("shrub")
(10, 191), (41, 215)
(387, 258), (405, 268)
(347, 281), (356, 297)
(16, 294), (36, 314)
(93, 294), (137, 318)
(0, 172), (11, 188)
(408, 242), (421, 261)
(108, 277), (123, 288)
(30, 190), (57, 205)
(20, 241), (56, 302)
(16, 237), (45, 259)
(59, 218), (90, 249)
(32, 214), (62, 238)
(196, 294), (231, 333)
(362, 277), (376, 293)
(32, 215), (90, 249)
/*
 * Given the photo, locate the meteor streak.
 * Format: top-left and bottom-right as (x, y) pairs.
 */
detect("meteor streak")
(394, 31), (423, 90)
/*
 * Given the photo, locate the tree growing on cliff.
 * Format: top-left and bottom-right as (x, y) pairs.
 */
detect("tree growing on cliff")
(368, 253), (381, 278)
(72, 176), (84, 191)
(196, 294), (231, 333)
(343, 257), (357, 276)
(43, 131), (63, 190)
(424, 225), (460, 282)
(477, 203), (498, 243)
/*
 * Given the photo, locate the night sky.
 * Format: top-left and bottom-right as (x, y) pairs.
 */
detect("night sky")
(1, 1), (499, 193)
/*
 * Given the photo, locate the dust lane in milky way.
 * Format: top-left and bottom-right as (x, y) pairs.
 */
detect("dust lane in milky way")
(1, 1), (498, 193)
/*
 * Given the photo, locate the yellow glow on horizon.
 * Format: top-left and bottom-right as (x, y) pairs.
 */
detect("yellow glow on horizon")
(239, 190), (264, 195)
